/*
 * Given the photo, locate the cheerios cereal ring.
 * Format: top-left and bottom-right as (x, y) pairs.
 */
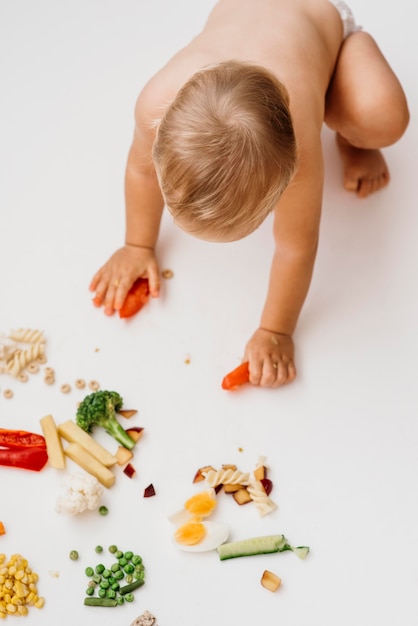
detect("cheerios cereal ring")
(60, 384), (71, 394)
(161, 268), (174, 279)
(3, 389), (14, 399)
(44, 374), (55, 385)
(75, 378), (86, 389)
(88, 380), (100, 391)
(36, 354), (47, 364)
(44, 367), (55, 375)
(28, 362), (40, 374)
(18, 373), (29, 383)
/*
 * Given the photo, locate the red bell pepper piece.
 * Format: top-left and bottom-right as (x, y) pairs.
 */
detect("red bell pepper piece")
(0, 446), (48, 472)
(221, 361), (250, 390)
(119, 278), (150, 318)
(0, 429), (46, 450)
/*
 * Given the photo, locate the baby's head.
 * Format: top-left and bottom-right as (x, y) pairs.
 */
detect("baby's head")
(152, 60), (297, 242)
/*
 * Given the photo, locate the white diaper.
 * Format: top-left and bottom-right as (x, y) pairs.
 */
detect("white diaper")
(329, 0), (362, 39)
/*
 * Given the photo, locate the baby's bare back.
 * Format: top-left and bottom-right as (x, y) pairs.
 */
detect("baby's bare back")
(154, 0), (344, 130)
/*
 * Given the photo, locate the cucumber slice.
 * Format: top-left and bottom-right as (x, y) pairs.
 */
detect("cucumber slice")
(217, 534), (309, 561)
(217, 534), (287, 560)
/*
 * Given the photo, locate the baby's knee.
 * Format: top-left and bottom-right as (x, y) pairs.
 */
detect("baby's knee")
(352, 89), (409, 148)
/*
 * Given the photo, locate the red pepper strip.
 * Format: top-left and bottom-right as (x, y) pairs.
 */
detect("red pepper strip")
(221, 361), (250, 390)
(119, 278), (150, 319)
(0, 446), (48, 472)
(0, 428), (46, 450)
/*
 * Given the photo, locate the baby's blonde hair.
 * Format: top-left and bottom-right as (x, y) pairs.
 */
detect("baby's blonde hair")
(152, 60), (297, 240)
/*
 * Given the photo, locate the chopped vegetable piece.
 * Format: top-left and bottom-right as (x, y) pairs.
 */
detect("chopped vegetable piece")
(76, 390), (136, 450)
(84, 597), (118, 607)
(0, 446), (48, 472)
(123, 463), (136, 479)
(221, 362), (250, 390)
(193, 465), (216, 483)
(232, 487), (252, 505)
(58, 420), (117, 467)
(260, 478), (273, 496)
(261, 569), (282, 592)
(40, 414), (66, 469)
(116, 446), (134, 466)
(217, 534), (309, 560)
(64, 442), (116, 488)
(143, 483), (156, 497)
(0, 428), (46, 449)
(119, 578), (145, 595)
(119, 278), (150, 318)
(118, 410), (138, 419)
(0, 521), (6, 535)
(125, 427), (144, 443)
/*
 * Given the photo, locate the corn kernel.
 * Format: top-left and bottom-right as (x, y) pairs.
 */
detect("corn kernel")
(34, 596), (45, 609)
(6, 603), (16, 614)
(17, 605), (28, 616)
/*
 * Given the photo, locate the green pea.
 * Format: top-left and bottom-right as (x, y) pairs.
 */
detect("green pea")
(118, 558), (128, 567)
(106, 589), (116, 599)
(124, 564), (134, 575)
(110, 563), (120, 573)
(132, 555), (142, 565)
(98, 588), (106, 598)
(95, 564), (105, 574)
(95, 545), (103, 553)
(99, 579), (110, 590)
(124, 551), (133, 560)
(115, 550), (123, 559)
(125, 574), (133, 584)
(124, 593), (134, 602)
(108, 544), (118, 554)
(98, 506), (108, 516)
(114, 570), (124, 580)
(85, 567), (94, 577)
(116, 596), (125, 605)
(69, 550), (79, 561)
(102, 569), (112, 579)
(85, 586), (95, 596)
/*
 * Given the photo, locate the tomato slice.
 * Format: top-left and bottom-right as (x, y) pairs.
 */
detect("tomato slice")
(221, 361), (250, 390)
(119, 278), (150, 318)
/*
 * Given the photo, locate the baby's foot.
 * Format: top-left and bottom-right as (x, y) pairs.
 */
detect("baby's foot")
(336, 133), (390, 198)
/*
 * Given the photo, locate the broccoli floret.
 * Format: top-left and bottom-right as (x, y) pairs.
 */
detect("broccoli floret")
(76, 390), (135, 450)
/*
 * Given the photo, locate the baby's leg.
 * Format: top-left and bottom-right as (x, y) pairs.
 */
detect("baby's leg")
(325, 31), (409, 197)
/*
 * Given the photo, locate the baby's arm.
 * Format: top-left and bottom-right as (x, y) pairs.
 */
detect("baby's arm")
(244, 133), (324, 386)
(90, 86), (165, 314)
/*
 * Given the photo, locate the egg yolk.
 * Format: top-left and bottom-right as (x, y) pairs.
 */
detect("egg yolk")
(184, 491), (217, 517)
(175, 521), (206, 545)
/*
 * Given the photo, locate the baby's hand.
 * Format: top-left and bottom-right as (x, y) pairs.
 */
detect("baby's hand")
(244, 328), (296, 388)
(89, 245), (160, 315)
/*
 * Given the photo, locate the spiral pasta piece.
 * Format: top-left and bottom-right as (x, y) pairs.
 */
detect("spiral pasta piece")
(203, 468), (250, 487)
(247, 479), (277, 517)
(9, 328), (45, 344)
(6, 342), (45, 377)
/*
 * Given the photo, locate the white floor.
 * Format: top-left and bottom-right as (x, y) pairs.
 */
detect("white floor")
(1, 1), (417, 625)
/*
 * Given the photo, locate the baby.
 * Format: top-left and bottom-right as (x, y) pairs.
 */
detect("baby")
(90, 0), (409, 388)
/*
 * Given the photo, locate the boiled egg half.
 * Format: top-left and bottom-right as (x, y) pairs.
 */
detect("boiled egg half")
(169, 489), (229, 552)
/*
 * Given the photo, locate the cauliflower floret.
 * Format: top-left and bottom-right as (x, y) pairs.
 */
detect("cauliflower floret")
(56, 471), (103, 515)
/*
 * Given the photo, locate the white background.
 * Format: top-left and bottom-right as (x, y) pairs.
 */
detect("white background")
(1, 1), (417, 625)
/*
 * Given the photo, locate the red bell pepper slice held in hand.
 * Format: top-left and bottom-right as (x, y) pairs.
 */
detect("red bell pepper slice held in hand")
(221, 361), (250, 390)
(119, 278), (150, 319)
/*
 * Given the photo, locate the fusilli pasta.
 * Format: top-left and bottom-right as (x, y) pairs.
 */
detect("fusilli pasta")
(203, 468), (250, 487)
(247, 479), (277, 516)
(6, 343), (45, 377)
(9, 328), (45, 343)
